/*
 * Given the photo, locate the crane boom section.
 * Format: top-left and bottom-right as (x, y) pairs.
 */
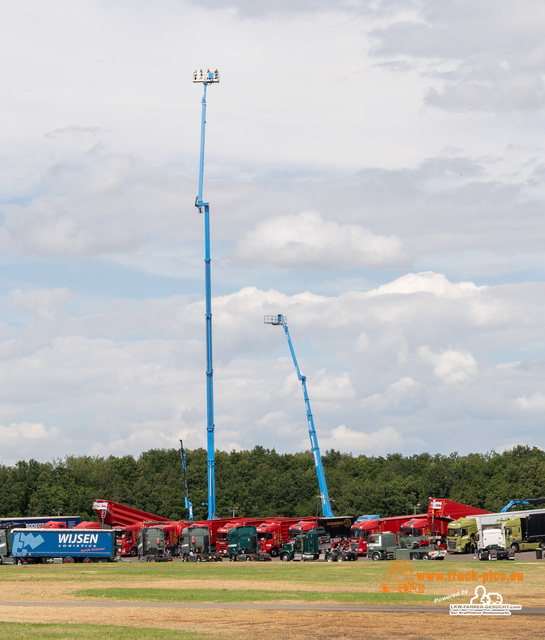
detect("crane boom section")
(266, 314), (334, 518)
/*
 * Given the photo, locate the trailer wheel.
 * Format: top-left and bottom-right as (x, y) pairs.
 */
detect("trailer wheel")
(371, 552), (382, 561)
(280, 553), (291, 562)
(63, 557), (74, 564)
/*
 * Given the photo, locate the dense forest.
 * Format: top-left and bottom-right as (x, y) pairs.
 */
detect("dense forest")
(1, 445), (544, 522)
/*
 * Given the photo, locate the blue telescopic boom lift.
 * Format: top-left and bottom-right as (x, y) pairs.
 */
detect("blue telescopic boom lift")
(179, 440), (194, 521)
(193, 68), (220, 520)
(264, 314), (334, 518)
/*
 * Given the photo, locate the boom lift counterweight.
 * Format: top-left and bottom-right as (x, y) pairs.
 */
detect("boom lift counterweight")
(265, 314), (334, 518)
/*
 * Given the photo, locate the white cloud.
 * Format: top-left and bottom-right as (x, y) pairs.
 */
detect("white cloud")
(361, 377), (423, 412)
(0, 153), (189, 260)
(319, 424), (426, 456)
(370, 272), (484, 298)
(516, 393), (545, 413)
(417, 346), (478, 386)
(369, 2), (545, 114)
(0, 422), (63, 464)
(230, 210), (408, 270)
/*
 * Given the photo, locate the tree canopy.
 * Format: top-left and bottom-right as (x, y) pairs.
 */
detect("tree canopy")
(1, 445), (544, 522)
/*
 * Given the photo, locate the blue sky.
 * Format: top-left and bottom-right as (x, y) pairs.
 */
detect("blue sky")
(2, 0), (545, 465)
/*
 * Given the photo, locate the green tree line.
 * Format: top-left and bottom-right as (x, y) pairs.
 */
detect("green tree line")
(1, 445), (544, 522)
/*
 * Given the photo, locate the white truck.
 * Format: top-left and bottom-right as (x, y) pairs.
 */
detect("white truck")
(477, 522), (515, 561)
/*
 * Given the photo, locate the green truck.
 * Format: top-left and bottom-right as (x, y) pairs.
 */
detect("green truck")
(180, 525), (222, 562)
(368, 532), (446, 561)
(279, 527), (356, 562)
(446, 517), (478, 553)
(0, 527), (16, 564)
(227, 526), (271, 562)
(138, 526), (169, 562)
(501, 513), (545, 553)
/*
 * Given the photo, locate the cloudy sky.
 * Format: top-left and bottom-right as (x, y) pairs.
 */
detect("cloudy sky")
(2, 0), (545, 466)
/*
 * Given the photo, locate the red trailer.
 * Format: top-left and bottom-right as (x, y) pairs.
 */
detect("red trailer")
(92, 500), (174, 557)
(92, 500), (172, 527)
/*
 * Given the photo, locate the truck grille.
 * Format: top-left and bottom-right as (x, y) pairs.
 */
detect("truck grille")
(447, 540), (456, 550)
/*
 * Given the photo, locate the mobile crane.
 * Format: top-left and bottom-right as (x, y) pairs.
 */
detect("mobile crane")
(264, 314), (334, 518)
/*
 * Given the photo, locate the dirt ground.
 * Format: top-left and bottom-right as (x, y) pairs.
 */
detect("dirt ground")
(0, 569), (543, 639)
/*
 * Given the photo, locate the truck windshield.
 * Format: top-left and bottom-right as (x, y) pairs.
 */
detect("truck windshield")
(450, 528), (461, 536)
(258, 533), (272, 541)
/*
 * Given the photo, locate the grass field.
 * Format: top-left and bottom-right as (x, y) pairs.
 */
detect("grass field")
(0, 558), (543, 639)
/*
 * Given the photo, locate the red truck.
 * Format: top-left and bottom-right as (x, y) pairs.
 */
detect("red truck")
(349, 498), (492, 556)
(215, 518), (268, 556)
(257, 518), (312, 557)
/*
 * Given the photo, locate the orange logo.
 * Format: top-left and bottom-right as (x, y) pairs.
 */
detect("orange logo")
(380, 560), (426, 594)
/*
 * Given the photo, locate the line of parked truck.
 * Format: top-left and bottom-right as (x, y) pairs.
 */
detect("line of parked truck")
(2, 496), (545, 565)
(447, 506), (545, 560)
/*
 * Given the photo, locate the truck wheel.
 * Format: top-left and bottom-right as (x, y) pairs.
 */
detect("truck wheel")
(229, 554), (237, 562)
(421, 554), (429, 560)
(371, 552), (382, 561)
(280, 553), (291, 562)
(510, 543), (519, 553)
(130, 547), (137, 557)
(196, 555), (202, 562)
(326, 553), (334, 562)
(246, 556), (252, 562)
(336, 554), (345, 562)
(269, 547), (279, 557)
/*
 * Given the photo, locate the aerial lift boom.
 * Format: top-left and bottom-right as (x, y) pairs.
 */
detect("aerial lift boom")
(501, 497), (545, 512)
(265, 314), (334, 518)
(179, 440), (194, 520)
(193, 69), (220, 520)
